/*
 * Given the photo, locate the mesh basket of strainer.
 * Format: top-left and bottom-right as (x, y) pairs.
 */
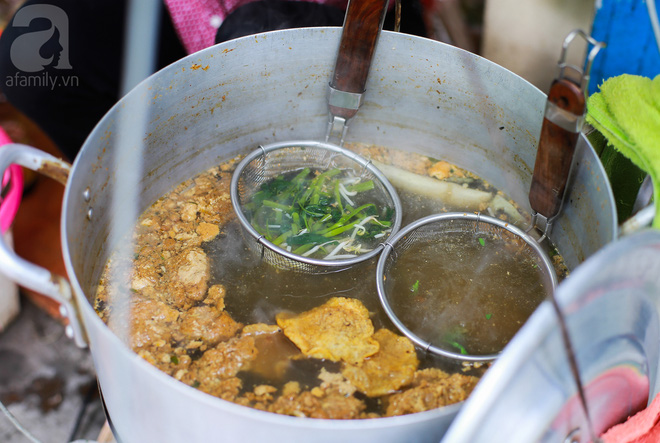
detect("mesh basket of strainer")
(376, 212), (558, 362)
(231, 140), (402, 274)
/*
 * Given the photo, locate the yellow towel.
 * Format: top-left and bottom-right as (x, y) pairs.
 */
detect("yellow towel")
(586, 74), (660, 228)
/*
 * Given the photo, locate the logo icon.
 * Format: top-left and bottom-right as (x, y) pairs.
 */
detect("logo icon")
(9, 4), (72, 72)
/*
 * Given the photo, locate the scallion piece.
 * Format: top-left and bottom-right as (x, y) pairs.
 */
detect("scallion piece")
(245, 167), (391, 260)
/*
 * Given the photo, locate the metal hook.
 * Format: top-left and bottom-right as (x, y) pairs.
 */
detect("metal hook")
(529, 212), (550, 244)
(360, 158), (373, 180)
(557, 29), (606, 96)
(472, 212), (481, 232)
(257, 144), (268, 179)
(423, 340), (432, 355)
(325, 114), (349, 147)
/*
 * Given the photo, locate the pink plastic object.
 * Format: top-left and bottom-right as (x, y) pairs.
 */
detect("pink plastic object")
(0, 127), (23, 233)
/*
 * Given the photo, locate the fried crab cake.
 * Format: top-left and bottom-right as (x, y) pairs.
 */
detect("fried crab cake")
(342, 328), (419, 397)
(276, 297), (379, 365)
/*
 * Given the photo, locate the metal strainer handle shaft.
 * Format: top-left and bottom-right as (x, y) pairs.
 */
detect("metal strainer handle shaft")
(529, 30), (605, 237)
(328, 0), (388, 121)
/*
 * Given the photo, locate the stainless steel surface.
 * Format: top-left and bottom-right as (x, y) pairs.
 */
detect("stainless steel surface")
(543, 100), (585, 133)
(326, 115), (350, 145)
(327, 87), (364, 110)
(443, 229), (660, 443)
(620, 204), (656, 236)
(0, 28), (617, 442)
(376, 212), (558, 362)
(549, 137), (616, 267)
(632, 175), (653, 214)
(230, 140), (402, 273)
(0, 145), (86, 348)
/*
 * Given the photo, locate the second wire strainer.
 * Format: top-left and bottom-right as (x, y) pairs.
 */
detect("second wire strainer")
(376, 212), (558, 362)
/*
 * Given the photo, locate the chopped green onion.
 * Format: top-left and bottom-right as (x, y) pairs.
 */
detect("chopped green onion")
(411, 280), (419, 293)
(485, 313), (492, 320)
(478, 237), (485, 246)
(245, 167), (391, 260)
(450, 341), (468, 355)
(345, 180), (375, 193)
(262, 200), (292, 211)
(288, 233), (332, 246)
(272, 230), (292, 246)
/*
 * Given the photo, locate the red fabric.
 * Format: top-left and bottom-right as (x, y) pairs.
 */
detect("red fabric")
(602, 393), (660, 443)
(163, 0), (350, 54)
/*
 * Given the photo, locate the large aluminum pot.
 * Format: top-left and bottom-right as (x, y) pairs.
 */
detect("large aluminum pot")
(0, 28), (615, 442)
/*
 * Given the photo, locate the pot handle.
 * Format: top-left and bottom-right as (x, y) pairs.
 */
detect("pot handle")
(327, 0), (388, 122)
(0, 144), (88, 348)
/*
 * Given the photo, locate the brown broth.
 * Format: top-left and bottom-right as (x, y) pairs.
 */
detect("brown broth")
(384, 229), (550, 356)
(95, 145), (564, 418)
(204, 220), (473, 392)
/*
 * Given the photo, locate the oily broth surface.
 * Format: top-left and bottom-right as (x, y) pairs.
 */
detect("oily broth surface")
(95, 144), (560, 418)
(385, 229), (550, 356)
(203, 218), (477, 395)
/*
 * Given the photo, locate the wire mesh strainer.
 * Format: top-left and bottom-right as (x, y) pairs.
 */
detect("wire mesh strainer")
(376, 212), (558, 362)
(231, 140), (402, 274)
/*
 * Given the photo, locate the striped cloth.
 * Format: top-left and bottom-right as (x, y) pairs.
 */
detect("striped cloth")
(163, 0), (350, 54)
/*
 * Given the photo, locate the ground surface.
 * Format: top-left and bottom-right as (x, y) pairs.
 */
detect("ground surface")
(0, 298), (106, 443)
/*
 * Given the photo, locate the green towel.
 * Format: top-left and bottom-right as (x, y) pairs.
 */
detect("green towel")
(586, 74), (660, 228)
